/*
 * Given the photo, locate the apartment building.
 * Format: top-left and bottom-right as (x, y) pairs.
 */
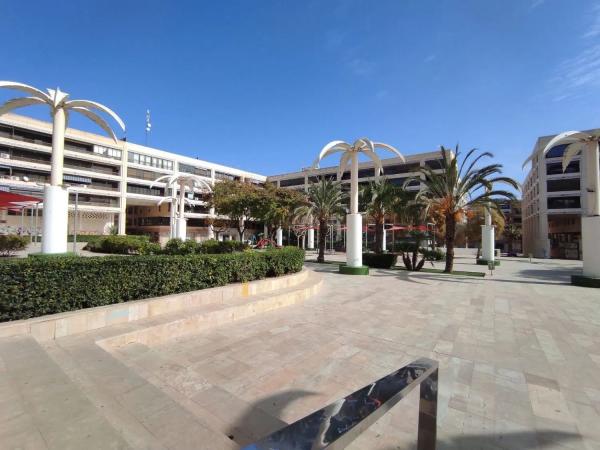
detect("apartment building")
(496, 199), (523, 254)
(0, 113), (265, 243)
(522, 129), (599, 259)
(266, 151), (445, 192)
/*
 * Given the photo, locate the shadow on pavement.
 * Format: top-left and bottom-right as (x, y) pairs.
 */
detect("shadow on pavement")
(229, 389), (317, 446)
(380, 430), (580, 449)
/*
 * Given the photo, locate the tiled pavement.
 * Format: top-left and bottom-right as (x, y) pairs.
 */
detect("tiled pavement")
(1, 254), (600, 449)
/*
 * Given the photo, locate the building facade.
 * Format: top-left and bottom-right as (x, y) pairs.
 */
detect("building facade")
(266, 150), (445, 192)
(0, 113), (265, 243)
(522, 130), (599, 259)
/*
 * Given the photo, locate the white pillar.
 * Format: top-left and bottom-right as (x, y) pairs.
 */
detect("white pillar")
(382, 227), (387, 252)
(42, 185), (68, 253)
(50, 108), (66, 186)
(276, 227), (283, 247)
(177, 181), (187, 240)
(584, 143), (600, 217)
(346, 151), (363, 267)
(481, 225), (495, 262)
(350, 152), (359, 214)
(346, 213), (363, 267)
(207, 207), (215, 239)
(307, 228), (315, 249)
(481, 204), (495, 261)
(582, 216), (600, 278)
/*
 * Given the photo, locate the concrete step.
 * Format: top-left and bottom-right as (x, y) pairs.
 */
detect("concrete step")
(0, 336), (131, 450)
(0, 269), (322, 449)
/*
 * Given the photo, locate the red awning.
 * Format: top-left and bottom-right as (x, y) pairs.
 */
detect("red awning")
(0, 191), (42, 209)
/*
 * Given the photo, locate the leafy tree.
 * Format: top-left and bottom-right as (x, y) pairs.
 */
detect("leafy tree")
(209, 180), (260, 242)
(295, 178), (346, 263)
(502, 224), (522, 255)
(256, 183), (307, 239)
(415, 146), (518, 273)
(360, 179), (398, 253)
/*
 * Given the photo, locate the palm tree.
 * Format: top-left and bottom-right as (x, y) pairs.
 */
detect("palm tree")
(416, 146), (519, 273)
(312, 138), (404, 268)
(151, 174), (212, 240)
(295, 178), (346, 263)
(0, 81), (125, 253)
(361, 179), (397, 253)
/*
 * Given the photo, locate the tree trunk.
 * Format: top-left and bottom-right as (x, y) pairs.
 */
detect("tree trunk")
(237, 226), (245, 242)
(375, 218), (384, 254)
(444, 213), (456, 273)
(317, 219), (327, 263)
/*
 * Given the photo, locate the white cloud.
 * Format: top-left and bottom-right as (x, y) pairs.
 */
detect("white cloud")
(550, 3), (600, 101)
(530, 0), (545, 9)
(583, 3), (600, 37)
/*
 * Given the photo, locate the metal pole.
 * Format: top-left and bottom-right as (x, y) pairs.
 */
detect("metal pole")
(35, 203), (39, 244)
(73, 191), (78, 254)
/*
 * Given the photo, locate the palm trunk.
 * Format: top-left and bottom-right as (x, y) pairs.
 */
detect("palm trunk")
(375, 218), (384, 254)
(317, 219), (327, 263)
(444, 213), (456, 273)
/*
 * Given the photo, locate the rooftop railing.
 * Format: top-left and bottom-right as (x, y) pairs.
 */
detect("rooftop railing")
(242, 357), (438, 450)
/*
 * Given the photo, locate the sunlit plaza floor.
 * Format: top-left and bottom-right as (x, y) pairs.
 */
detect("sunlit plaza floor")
(1, 252), (600, 449)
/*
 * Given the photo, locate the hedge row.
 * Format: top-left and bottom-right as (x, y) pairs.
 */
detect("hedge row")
(0, 247), (305, 322)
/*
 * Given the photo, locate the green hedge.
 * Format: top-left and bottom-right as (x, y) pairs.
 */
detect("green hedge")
(0, 235), (28, 257)
(83, 235), (160, 255)
(362, 252), (398, 268)
(163, 238), (249, 255)
(0, 246), (305, 322)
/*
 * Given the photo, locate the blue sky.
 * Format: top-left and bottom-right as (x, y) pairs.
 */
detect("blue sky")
(2, 0), (600, 187)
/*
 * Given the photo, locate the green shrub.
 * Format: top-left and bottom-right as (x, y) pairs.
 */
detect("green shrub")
(362, 252), (398, 269)
(421, 248), (445, 261)
(0, 235), (28, 256)
(67, 234), (105, 243)
(199, 239), (249, 254)
(0, 246), (305, 322)
(28, 252), (78, 259)
(83, 235), (151, 254)
(163, 238), (197, 255)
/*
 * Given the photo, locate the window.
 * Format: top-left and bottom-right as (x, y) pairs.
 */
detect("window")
(127, 184), (164, 196)
(280, 177), (305, 187)
(547, 178), (580, 192)
(93, 145), (121, 159)
(424, 159), (444, 169)
(128, 152), (173, 170)
(545, 144), (568, 159)
(547, 196), (580, 209)
(547, 161), (579, 175)
(358, 168), (375, 178)
(382, 163), (420, 175)
(215, 171), (236, 181)
(179, 163), (211, 178)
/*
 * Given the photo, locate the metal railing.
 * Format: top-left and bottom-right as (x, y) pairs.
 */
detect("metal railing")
(242, 357), (438, 450)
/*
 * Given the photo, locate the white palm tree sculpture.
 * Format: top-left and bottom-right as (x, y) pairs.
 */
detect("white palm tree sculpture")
(151, 173), (212, 240)
(532, 130), (600, 280)
(0, 81), (125, 253)
(312, 138), (405, 270)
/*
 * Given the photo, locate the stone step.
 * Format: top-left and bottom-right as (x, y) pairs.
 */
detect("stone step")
(99, 269), (323, 349)
(0, 269), (322, 449)
(0, 336), (131, 450)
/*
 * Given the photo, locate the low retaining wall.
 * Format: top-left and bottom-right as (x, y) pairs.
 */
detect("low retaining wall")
(0, 269), (310, 341)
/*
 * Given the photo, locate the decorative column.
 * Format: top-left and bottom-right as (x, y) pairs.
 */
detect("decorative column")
(480, 204), (496, 265)
(208, 207), (215, 239)
(345, 152), (364, 270)
(42, 108), (68, 253)
(307, 225), (315, 250)
(382, 226), (387, 252)
(581, 143), (600, 280)
(276, 226), (283, 247)
(175, 180), (187, 240)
